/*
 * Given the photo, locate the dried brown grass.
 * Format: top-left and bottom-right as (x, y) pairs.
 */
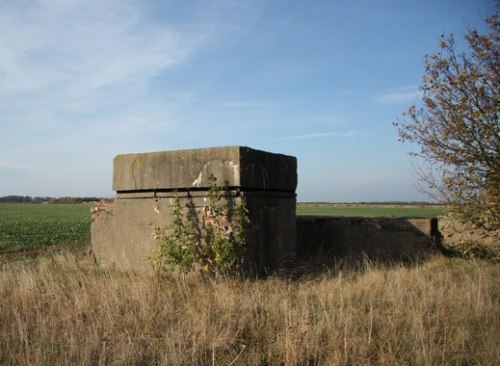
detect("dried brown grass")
(0, 253), (499, 365)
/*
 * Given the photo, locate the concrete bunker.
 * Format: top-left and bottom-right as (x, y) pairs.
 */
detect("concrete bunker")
(91, 146), (298, 272)
(91, 146), (440, 273)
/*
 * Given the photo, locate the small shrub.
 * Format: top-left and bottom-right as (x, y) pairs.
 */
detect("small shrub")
(151, 174), (249, 276)
(440, 212), (500, 263)
(443, 240), (500, 263)
(151, 194), (199, 275)
(200, 174), (249, 274)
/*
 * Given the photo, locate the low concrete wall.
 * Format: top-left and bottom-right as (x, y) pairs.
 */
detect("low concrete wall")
(297, 216), (439, 261)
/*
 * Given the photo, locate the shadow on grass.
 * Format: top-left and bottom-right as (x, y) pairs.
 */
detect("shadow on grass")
(267, 249), (437, 281)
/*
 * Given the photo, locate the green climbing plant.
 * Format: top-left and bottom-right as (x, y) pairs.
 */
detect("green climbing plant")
(200, 174), (249, 274)
(151, 194), (198, 275)
(150, 174), (249, 276)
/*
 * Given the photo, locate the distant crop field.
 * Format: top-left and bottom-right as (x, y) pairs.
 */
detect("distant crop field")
(0, 202), (444, 255)
(296, 204), (445, 217)
(0, 203), (91, 254)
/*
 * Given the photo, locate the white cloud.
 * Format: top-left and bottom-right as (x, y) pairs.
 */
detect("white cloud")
(0, 0), (203, 100)
(374, 86), (420, 104)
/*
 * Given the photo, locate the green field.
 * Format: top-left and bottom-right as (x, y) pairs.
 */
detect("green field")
(0, 203), (444, 254)
(296, 204), (445, 217)
(0, 203), (91, 253)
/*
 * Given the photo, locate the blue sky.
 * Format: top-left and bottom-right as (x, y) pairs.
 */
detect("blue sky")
(0, 0), (495, 201)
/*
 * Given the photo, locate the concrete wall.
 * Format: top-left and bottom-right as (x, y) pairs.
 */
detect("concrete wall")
(296, 216), (439, 261)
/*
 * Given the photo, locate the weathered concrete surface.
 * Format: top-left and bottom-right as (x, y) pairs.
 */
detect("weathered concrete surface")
(296, 216), (439, 261)
(90, 203), (115, 266)
(92, 146), (297, 273)
(92, 191), (296, 272)
(113, 146), (297, 192)
(243, 191), (297, 269)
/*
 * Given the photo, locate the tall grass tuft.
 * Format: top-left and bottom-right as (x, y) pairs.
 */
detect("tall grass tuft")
(0, 253), (499, 365)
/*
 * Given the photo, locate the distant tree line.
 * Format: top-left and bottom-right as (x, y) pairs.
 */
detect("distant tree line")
(0, 195), (108, 203)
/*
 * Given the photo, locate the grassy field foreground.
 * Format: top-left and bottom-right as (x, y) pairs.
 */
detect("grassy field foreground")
(1, 254), (498, 365)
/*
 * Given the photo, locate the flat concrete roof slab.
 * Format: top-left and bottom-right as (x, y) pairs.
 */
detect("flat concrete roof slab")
(113, 146), (297, 192)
